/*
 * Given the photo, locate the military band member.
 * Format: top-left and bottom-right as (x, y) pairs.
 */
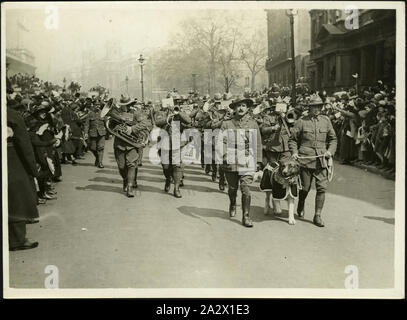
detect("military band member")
(289, 95), (337, 227)
(221, 98), (263, 227)
(154, 102), (192, 198)
(205, 93), (228, 191)
(84, 101), (106, 168)
(260, 100), (292, 165)
(114, 97), (152, 197)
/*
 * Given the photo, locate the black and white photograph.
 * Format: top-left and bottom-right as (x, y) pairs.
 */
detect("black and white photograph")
(1, 1), (404, 299)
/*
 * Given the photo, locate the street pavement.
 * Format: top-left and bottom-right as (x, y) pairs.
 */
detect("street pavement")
(8, 139), (395, 289)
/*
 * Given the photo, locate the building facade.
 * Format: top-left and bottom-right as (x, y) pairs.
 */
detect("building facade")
(265, 9), (311, 87)
(6, 48), (36, 76)
(64, 40), (155, 100)
(308, 9), (395, 92)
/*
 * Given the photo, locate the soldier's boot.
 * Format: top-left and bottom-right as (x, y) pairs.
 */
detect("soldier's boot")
(219, 167), (226, 191)
(92, 151), (99, 166)
(228, 189), (237, 217)
(126, 167), (136, 198)
(211, 164), (217, 182)
(163, 168), (171, 192)
(297, 190), (308, 218)
(313, 192), (325, 227)
(205, 164), (211, 175)
(133, 168), (138, 189)
(242, 194), (253, 227)
(97, 149), (104, 168)
(173, 167), (183, 198)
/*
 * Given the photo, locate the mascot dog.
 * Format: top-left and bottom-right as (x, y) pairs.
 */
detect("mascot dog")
(260, 158), (301, 225)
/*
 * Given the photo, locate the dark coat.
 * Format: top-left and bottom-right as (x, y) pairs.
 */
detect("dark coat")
(7, 108), (39, 222)
(61, 105), (82, 138)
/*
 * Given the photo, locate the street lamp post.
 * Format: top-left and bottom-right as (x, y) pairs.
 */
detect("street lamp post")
(191, 73), (198, 93)
(125, 75), (129, 96)
(286, 9), (297, 107)
(138, 54), (145, 103)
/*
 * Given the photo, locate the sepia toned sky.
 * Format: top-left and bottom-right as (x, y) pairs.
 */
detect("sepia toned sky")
(5, 3), (267, 82)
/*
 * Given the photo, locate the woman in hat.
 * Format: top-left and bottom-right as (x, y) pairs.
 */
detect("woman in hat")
(221, 98), (263, 227)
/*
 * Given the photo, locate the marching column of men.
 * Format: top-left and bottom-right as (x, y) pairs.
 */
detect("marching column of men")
(7, 83), (339, 252)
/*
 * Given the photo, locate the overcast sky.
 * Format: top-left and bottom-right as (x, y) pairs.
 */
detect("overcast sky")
(5, 3), (267, 82)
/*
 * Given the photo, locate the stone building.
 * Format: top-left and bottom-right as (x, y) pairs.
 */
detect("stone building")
(265, 9), (311, 87)
(308, 9), (395, 92)
(6, 48), (36, 76)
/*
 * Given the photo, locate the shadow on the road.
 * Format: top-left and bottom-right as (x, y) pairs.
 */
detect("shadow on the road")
(364, 216), (395, 225)
(90, 175), (164, 184)
(75, 162), (118, 170)
(76, 183), (167, 197)
(96, 169), (120, 175)
(76, 184), (123, 194)
(176, 205), (299, 226)
(139, 166), (204, 176)
(177, 205), (241, 226)
(325, 162), (394, 210)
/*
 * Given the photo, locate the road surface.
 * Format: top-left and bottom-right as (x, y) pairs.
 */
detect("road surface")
(8, 139), (395, 289)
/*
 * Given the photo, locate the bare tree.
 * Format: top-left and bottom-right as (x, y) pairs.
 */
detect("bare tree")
(218, 25), (241, 93)
(240, 28), (268, 91)
(181, 11), (231, 95)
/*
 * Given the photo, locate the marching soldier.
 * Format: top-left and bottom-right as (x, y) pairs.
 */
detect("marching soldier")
(289, 94), (337, 227)
(260, 99), (292, 165)
(84, 101), (106, 168)
(221, 98), (263, 227)
(113, 97), (152, 197)
(205, 93), (228, 191)
(154, 101), (192, 198)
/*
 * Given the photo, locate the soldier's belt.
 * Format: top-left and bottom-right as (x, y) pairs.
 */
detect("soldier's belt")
(300, 141), (327, 148)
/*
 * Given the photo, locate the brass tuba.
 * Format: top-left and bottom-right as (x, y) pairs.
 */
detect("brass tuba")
(101, 98), (148, 148)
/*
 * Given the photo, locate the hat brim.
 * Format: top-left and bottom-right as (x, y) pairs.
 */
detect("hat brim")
(229, 98), (254, 109)
(308, 102), (325, 107)
(117, 101), (135, 107)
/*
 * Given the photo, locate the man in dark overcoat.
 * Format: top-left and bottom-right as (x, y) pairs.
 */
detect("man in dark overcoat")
(7, 105), (40, 251)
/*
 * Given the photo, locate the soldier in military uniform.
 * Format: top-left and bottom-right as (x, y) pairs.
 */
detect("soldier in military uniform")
(289, 95), (337, 227)
(113, 97), (152, 197)
(221, 98), (263, 227)
(84, 101), (106, 168)
(154, 101), (192, 198)
(205, 93), (228, 191)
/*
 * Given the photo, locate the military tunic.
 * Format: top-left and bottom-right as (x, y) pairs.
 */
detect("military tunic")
(289, 114), (337, 193)
(221, 113), (263, 197)
(260, 112), (292, 165)
(84, 108), (106, 153)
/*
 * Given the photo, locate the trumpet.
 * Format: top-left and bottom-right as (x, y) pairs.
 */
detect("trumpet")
(101, 98), (147, 148)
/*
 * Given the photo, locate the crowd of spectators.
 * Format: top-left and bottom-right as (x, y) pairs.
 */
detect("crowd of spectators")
(5, 73), (396, 251)
(6, 73), (106, 251)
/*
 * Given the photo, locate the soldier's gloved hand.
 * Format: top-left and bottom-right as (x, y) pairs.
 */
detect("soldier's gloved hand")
(292, 153), (299, 160)
(324, 151), (332, 159)
(84, 134), (88, 140)
(126, 126), (133, 135)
